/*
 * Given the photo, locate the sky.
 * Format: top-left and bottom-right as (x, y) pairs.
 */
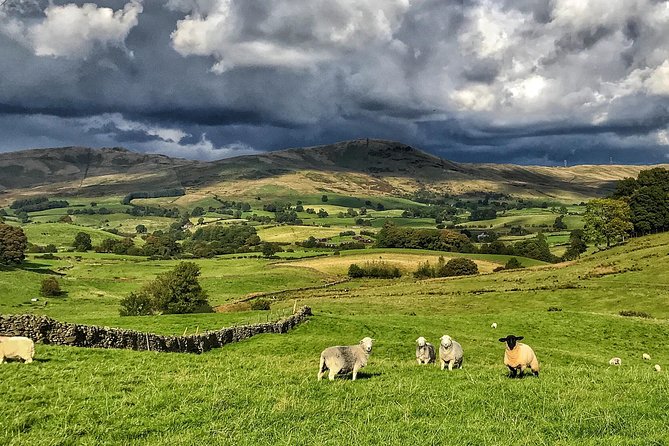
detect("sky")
(0, 0), (668, 165)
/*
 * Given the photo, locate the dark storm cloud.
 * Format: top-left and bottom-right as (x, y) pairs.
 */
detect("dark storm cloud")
(0, 0), (668, 164)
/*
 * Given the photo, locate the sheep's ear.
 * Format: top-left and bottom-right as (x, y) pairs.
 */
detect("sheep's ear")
(516, 336), (524, 341)
(498, 337), (508, 342)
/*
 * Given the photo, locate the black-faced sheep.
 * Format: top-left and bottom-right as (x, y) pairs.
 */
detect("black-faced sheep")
(499, 335), (539, 377)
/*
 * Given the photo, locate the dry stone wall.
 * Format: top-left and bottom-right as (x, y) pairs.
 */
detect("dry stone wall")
(0, 306), (312, 354)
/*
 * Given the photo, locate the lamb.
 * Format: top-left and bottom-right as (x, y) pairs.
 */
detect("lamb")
(439, 335), (463, 371)
(415, 337), (436, 364)
(499, 335), (539, 378)
(491, 323), (497, 329)
(643, 353), (651, 361)
(0, 336), (35, 363)
(318, 337), (373, 381)
(609, 357), (622, 366)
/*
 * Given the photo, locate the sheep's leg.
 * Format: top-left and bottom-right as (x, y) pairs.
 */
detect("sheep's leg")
(440, 359), (446, 370)
(507, 366), (517, 378)
(352, 366), (359, 381)
(328, 368), (338, 381)
(417, 358), (422, 365)
(519, 366), (526, 378)
(448, 361), (453, 371)
(24, 357), (33, 364)
(318, 357), (327, 381)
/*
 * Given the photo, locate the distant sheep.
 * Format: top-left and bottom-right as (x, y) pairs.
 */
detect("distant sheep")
(318, 337), (373, 381)
(0, 336), (35, 363)
(655, 364), (662, 372)
(491, 323), (497, 329)
(609, 357), (622, 366)
(415, 337), (436, 364)
(439, 335), (463, 371)
(643, 353), (651, 361)
(499, 335), (539, 377)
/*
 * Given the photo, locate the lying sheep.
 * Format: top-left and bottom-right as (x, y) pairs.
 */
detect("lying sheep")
(415, 337), (436, 364)
(318, 337), (373, 381)
(609, 357), (622, 366)
(0, 336), (35, 363)
(643, 353), (651, 361)
(439, 335), (463, 371)
(655, 364), (662, 372)
(491, 323), (498, 329)
(499, 335), (539, 377)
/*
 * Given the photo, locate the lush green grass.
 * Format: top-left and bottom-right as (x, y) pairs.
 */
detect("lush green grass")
(20, 223), (126, 247)
(2, 223), (669, 444)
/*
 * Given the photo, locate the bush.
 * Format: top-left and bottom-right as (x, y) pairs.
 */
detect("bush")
(0, 223), (27, 264)
(619, 310), (652, 319)
(250, 299), (271, 311)
(348, 261), (401, 279)
(439, 258), (478, 277)
(504, 257), (523, 270)
(40, 277), (62, 297)
(119, 291), (155, 316)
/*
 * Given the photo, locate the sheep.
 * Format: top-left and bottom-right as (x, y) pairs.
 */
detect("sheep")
(643, 353), (651, 361)
(654, 364), (662, 372)
(609, 357), (622, 366)
(0, 336), (35, 364)
(491, 323), (498, 329)
(439, 335), (463, 371)
(318, 337), (373, 381)
(415, 337), (436, 364)
(499, 335), (539, 378)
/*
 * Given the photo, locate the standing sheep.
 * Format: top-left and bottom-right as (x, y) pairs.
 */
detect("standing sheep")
(491, 323), (498, 329)
(499, 335), (539, 378)
(643, 353), (651, 361)
(0, 336), (35, 363)
(415, 337), (436, 364)
(318, 337), (373, 381)
(439, 335), (463, 371)
(609, 357), (622, 366)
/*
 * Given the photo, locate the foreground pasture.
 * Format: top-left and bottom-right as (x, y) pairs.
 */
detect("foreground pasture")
(2, 234), (669, 444)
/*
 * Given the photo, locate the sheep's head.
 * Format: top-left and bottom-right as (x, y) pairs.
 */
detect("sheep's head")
(499, 335), (523, 350)
(416, 337), (427, 347)
(360, 337), (374, 353)
(440, 335), (452, 348)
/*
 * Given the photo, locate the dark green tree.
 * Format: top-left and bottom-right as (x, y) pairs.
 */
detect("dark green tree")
(584, 199), (633, 247)
(0, 223), (27, 264)
(148, 262), (211, 314)
(73, 232), (92, 251)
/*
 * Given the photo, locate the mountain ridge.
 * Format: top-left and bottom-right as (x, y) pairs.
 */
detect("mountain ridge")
(1, 139), (666, 202)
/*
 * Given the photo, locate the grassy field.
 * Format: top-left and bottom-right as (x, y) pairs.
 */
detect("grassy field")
(2, 198), (669, 444)
(274, 249), (541, 275)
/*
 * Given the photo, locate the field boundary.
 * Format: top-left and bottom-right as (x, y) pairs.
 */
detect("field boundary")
(0, 306), (312, 354)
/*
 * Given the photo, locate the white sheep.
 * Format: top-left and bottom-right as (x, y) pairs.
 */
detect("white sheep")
(0, 336), (35, 363)
(643, 353), (651, 361)
(499, 335), (539, 377)
(415, 337), (436, 364)
(609, 357), (622, 366)
(318, 337), (373, 381)
(491, 323), (497, 329)
(439, 335), (463, 371)
(654, 364), (661, 372)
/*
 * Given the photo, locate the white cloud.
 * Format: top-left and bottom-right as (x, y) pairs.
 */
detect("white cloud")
(170, 0), (410, 71)
(1, 1), (143, 59)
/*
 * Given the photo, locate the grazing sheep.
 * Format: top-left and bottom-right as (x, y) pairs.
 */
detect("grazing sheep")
(654, 364), (662, 372)
(499, 335), (539, 378)
(415, 337), (436, 364)
(643, 353), (651, 361)
(0, 336), (35, 364)
(609, 357), (622, 366)
(491, 323), (497, 329)
(439, 335), (463, 371)
(318, 337), (373, 381)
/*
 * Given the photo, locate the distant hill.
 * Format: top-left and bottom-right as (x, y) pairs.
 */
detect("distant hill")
(1, 139), (666, 203)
